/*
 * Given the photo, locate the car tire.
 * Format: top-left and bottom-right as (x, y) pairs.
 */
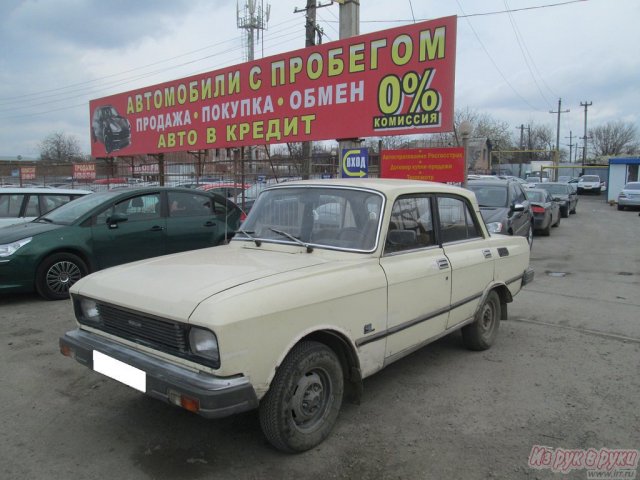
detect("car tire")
(526, 223), (533, 249)
(541, 221), (551, 236)
(617, 204), (624, 211)
(35, 253), (88, 300)
(462, 290), (501, 351)
(561, 206), (569, 218)
(259, 341), (344, 453)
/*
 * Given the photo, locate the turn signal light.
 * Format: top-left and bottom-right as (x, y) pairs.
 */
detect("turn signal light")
(168, 390), (200, 414)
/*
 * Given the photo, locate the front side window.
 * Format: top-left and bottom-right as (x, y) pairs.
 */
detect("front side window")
(385, 195), (435, 254)
(96, 193), (161, 224)
(437, 196), (482, 243)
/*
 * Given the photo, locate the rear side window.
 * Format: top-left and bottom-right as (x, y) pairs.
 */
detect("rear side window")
(437, 196), (482, 243)
(168, 191), (214, 217)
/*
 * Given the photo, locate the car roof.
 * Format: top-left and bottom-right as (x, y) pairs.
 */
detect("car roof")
(0, 187), (92, 194)
(265, 178), (477, 201)
(467, 179), (511, 186)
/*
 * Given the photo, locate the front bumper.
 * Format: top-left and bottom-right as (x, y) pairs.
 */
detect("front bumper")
(60, 329), (258, 419)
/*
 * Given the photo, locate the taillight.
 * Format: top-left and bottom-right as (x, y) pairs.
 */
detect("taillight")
(532, 206), (545, 214)
(240, 211), (247, 222)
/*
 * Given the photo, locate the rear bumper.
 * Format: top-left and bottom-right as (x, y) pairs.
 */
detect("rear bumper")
(522, 267), (535, 287)
(60, 329), (259, 419)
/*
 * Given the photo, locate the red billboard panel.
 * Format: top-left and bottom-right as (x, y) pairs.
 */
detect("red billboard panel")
(73, 163), (96, 180)
(380, 148), (464, 183)
(90, 16), (456, 157)
(20, 167), (36, 181)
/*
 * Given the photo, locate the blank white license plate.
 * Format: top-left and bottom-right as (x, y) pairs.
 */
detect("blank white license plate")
(93, 351), (146, 392)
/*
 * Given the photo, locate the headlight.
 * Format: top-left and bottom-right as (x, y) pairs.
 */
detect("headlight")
(0, 237), (32, 257)
(189, 327), (219, 363)
(75, 297), (102, 325)
(486, 222), (504, 234)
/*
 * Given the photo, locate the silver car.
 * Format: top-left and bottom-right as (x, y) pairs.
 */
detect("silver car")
(617, 182), (640, 210)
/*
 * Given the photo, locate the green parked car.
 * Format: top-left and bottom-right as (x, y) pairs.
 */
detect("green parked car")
(0, 187), (242, 300)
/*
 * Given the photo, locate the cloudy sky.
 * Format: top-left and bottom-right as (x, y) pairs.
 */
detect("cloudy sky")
(0, 0), (638, 158)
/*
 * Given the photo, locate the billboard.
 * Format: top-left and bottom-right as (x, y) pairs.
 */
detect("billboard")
(380, 148), (464, 183)
(73, 163), (96, 180)
(89, 16), (456, 157)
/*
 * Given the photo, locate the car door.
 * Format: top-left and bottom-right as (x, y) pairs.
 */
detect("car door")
(164, 190), (228, 254)
(436, 195), (494, 329)
(509, 183), (531, 237)
(90, 192), (165, 269)
(379, 194), (450, 362)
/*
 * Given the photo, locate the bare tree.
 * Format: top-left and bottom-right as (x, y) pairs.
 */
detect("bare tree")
(589, 121), (639, 157)
(39, 132), (84, 163)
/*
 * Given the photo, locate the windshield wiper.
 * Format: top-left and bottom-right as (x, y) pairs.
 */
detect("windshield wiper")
(269, 228), (313, 253)
(236, 229), (261, 247)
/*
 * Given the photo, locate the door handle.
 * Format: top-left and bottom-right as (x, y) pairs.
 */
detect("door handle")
(150, 225), (165, 231)
(437, 258), (449, 270)
(203, 221), (216, 227)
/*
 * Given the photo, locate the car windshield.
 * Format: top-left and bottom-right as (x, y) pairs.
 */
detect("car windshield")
(539, 184), (567, 194)
(236, 186), (384, 252)
(581, 176), (600, 182)
(37, 191), (111, 225)
(624, 183), (640, 190)
(467, 185), (508, 207)
(526, 190), (546, 202)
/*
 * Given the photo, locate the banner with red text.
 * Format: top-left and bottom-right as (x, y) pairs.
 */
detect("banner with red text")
(380, 147), (464, 183)
(73, 163), (96, 180)
(89, 16), (456, 156)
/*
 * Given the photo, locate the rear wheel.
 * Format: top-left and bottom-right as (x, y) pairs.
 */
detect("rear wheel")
(617, 204), (624, 211)
(526, 223), (534, 248)
(462, 291), (501, 351)
(35, 253), (88, 300)
(259, 341), (344, 453)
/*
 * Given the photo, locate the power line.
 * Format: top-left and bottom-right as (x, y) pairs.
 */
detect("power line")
(455, 0), (543, 112)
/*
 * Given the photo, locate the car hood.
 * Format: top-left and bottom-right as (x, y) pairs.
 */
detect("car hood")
(478, 207), (509, 224)
(71, 243), (331, 320)
(0, 221), (63, 242)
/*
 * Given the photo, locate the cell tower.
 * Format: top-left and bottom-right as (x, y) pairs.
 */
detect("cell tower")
(237, 0), (271, 62)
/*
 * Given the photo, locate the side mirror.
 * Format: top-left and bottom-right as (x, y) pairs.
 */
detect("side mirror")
(387, 229), (417, 247)
(513, 203), (525, 212)
(106, 212), (128, 229)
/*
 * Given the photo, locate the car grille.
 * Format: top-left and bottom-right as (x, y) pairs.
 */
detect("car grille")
(91, 303), (189, 355)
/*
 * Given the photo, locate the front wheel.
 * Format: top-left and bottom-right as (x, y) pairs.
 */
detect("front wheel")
(35, 253), (88, 300)
(462, 291), (501, 351)
(259, 341), (344, 453)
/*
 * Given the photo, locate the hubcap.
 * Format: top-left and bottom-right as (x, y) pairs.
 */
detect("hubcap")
(46, 261), (82, 294)
(291, 370), (331, 431)
(480, 302), (495, 332)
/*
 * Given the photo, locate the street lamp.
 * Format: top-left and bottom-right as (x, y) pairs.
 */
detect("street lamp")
(460, 120), (472, 188)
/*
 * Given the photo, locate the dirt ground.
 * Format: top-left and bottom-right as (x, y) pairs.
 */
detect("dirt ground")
(1, 194), (638, 480)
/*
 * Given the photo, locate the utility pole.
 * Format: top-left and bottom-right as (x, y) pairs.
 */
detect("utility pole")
(565, 130), (576, 164)
(295, 1), (329, 179)
(515, 124), (530, 177)
(336, 0), (360, 176)
(549, 98), (569, 180)
(580, 101), (592, 174)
